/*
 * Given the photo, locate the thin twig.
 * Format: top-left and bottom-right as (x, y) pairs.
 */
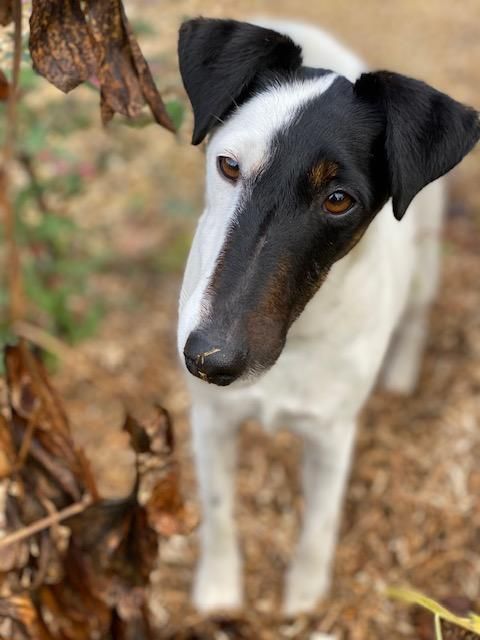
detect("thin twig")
(13, 321), (90, 371)
(0, 493), (93, 550)
(13, 321), (115, 386)
(18, 152), (50, 214)
(1, 0), (25, 324)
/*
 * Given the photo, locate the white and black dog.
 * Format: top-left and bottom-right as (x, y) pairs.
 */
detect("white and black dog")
(176, 18), (480, 614)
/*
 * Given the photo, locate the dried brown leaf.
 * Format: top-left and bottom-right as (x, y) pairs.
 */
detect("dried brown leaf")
(0, 0), (13, 26)
(124, 408), (196, 535)
(0, 69), (9, 101)
(146, 467), (197, 536)
(4, 344), (98, 501)
(87, 0), (145, 119)
(28, 0), (175, 131)
(0, 414), (15, 477)
(0, 595), (54, 640)
(29, 0), (97, 92)
(121, 8), (175, 130)
(1, 345), (97, 594)
(1, 345), (190, 638)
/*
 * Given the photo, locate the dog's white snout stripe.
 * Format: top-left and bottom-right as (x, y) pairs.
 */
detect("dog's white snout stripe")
(178, 73), (339, 357)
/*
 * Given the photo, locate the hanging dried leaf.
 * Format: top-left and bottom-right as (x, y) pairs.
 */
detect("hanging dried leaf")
(28, 0), (175, 131)
(0, 0), (13, 26)
(29, 0), (97, 92)
(0, 69), (10, 101)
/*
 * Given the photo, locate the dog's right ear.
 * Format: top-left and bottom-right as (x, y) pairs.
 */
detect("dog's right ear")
(178, 18), (302, 145)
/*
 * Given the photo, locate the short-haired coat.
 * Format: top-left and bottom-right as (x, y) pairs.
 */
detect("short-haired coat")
(176, 17), (480, 614)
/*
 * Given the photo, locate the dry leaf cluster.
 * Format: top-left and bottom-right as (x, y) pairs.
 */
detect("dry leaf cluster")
(0, 344), (195, 640)
(0, 0), (175, 129)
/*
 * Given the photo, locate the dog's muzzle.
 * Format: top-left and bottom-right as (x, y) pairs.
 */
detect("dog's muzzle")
(183, 329), (247, 386)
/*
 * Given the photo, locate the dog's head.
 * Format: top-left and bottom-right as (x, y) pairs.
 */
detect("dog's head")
(177, 18), (480, 387)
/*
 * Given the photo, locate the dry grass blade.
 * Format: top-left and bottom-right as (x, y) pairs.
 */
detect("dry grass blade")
(389, 587), (480, 638)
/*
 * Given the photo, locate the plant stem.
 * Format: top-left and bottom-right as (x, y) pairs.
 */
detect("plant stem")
(0, 494), (93, 549)
(1, 0), (24, 325)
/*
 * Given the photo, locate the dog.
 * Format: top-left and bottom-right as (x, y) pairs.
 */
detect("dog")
(176, 17), (480, 615)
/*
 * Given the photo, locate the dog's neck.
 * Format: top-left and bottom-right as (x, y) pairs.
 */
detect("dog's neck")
(288, 198), (393, 342)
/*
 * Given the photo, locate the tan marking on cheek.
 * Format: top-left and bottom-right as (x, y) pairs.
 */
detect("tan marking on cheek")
(245, 259), (292, 358)
(257, 259), (291, 318)
(309, 160), (338, 189)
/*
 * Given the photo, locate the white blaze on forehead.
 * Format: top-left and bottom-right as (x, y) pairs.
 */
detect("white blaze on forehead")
(177, 74), (338, 358)
(208, 73), (338, 176)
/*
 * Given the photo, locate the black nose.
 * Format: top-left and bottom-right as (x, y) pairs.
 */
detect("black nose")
(183, 330), (247, 386)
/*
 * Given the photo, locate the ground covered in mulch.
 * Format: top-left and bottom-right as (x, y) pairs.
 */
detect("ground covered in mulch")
(3, 0), (480, 638)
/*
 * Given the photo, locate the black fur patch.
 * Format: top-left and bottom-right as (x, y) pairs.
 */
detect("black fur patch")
(355, 71), (480, 219)
(178, 18), (302, 144)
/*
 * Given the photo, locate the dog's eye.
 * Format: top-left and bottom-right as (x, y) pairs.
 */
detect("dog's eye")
(218, 156), (240, 182)
(323, 191), (354, 214)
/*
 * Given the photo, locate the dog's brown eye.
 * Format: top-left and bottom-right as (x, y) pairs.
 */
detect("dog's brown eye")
(323, 191), (354, 214)
(218, 156), (240, 182)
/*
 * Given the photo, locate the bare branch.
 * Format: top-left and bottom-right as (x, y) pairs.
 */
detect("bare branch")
(1, 0), (25, 325)
(0, 493), (93, 550)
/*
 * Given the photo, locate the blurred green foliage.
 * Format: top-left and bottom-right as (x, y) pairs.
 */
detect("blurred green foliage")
(0, 65), (105, 356)
(0, 21), (190, 373)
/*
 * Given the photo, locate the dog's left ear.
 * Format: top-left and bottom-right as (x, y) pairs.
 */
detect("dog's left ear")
(178, 18), (302, 145)
(355, 71), (480, 219)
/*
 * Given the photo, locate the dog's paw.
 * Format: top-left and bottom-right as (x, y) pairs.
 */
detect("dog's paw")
(283, 555), (331, 616)
(192, 553), (242, 613)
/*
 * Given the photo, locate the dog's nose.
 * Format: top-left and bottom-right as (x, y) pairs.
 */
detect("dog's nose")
(183, 330), (247, 386)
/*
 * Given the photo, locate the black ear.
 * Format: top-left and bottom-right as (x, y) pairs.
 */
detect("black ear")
(178, 18), (302, 145)
(355, 71), (480, 219)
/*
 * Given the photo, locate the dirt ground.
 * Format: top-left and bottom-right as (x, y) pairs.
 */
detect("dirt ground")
(25, 0), (480, 638)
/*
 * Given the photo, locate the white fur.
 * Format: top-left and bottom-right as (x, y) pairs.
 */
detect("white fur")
(177, 72), (338, 355)
(178, 19), (445, 615)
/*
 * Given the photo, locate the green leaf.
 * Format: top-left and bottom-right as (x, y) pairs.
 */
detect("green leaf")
(130, 18), (157, 36)
(165, 99), (185, 131)
(23, 121), (48, 154)
(33, 213), (77, 246)
(19, 66), (40, 92)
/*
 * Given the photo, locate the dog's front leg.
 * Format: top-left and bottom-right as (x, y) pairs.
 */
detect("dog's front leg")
(191, 402), (242, 612)
(285, 419), (356, 615)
